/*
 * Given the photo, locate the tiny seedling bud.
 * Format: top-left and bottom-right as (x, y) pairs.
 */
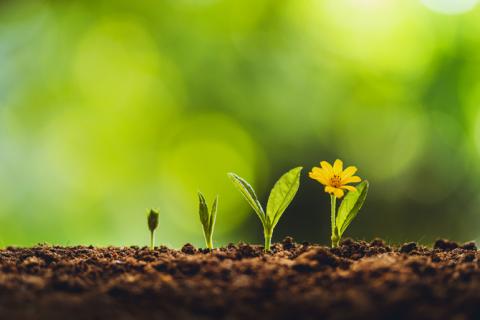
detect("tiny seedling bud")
(198, 192), (218, 249)
(228, 167), (302, 252)
(147, 209), (159, 250)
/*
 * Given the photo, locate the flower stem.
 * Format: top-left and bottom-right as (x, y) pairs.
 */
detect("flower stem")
(330, 195), (339, 247)
(264, 229), (273, 252)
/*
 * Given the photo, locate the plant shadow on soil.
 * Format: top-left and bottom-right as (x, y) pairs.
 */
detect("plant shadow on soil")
(0, 237), (479, 320)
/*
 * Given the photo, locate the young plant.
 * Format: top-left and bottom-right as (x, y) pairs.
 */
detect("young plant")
(309, 159), (369, 247)
(198, 192), (218, 249)
(147, 209), (159, 250)
(228, 167), (303, 252)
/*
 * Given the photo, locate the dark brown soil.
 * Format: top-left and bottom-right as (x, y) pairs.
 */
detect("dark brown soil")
(1, 238), (479, 320)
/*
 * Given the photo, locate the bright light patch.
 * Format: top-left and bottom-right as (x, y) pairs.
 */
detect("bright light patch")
(421, 0), (478, 14)
(350, 0), (390, 10)
(335, 105), (426, 182)
(73, 17), (163, 107)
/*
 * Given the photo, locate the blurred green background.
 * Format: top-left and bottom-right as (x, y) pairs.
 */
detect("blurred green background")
(1, 0), (480, 247)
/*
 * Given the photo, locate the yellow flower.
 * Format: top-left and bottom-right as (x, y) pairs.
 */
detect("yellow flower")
(309, 159), (361, 199)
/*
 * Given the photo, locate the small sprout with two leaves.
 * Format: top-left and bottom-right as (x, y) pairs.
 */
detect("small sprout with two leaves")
(198, 192), (218, 249)
(228, 167), (303, 252)
(309, 159), (369, 247)
(147, 209), (159, 250)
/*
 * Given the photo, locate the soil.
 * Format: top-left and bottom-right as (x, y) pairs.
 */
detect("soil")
(0, 238), (479, 320)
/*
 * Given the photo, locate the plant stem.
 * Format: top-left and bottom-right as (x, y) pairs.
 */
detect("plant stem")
(264, 229), (273, 252)
(330, 195), (339, 248)
(206, 233), (213, 250)
(150, 231), (155, 250)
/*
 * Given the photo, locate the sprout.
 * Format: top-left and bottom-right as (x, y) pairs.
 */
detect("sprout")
(197, 192), (218, 249)
(147, 209), (159, 250)
(228, 167), (302, 252)
(309, 159), (369, 247)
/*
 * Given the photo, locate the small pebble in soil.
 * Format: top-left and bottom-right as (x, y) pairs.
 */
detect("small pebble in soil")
(370, 238), (386, 248)
(181, 243), (196, 255)
(282, 236), (295, 250)
(461, 241), (477, 251)
(400, 242), (417, 253)
(433, 239), (459, 251)
(340, 238), (355, 246)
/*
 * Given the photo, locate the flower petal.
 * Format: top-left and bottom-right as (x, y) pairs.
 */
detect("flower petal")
(333, 188), (344, 198)
(309, 168), (329, 185)
(343, 176), (361, 184)
(333, 159), (343, 176)
(340, 185), (357, 192)
(311, 167), (329, 179)
(320, 161), (334, 176)
(341, 166), (357, 180)
(325, 186), (336, 194)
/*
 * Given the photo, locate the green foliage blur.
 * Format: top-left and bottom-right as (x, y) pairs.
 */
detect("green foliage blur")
(1, 0), (480, 247)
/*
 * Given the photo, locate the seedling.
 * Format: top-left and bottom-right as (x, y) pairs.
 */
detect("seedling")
(228, 167), (302, 252)
(147, 209), (159, 250)
(309, 159), (369, 247)
(198, 192), (218, 249)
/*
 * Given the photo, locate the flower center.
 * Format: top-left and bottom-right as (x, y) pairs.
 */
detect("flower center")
(330, 175), (342, 188)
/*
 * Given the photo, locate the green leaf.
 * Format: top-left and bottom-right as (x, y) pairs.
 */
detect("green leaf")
(198, 192), (209, 228)
(227, 172), (266, 225)
(336, 180), (369, 237)
(266, 167), (303, 229)
(208, 196), (218, 235)
(198, 192), (218, 249)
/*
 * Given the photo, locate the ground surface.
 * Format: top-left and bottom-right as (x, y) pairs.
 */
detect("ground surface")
(0, 238), (479, 320)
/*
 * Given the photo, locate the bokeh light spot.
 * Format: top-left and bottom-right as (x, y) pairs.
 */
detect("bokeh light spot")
(421, 0), (478, 14)
(335, 105), (426, 182)
(73, 16), (166, 107)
